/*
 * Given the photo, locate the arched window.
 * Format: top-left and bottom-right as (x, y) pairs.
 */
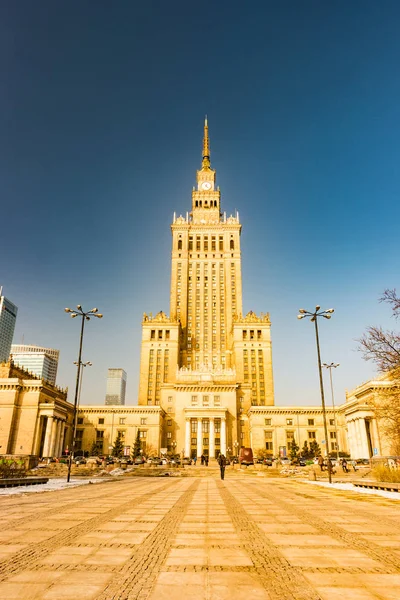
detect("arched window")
(178, 240), (182, 250)
(230, 239), (234, 250)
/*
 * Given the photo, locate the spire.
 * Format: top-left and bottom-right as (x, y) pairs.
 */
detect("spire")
(202, 115), (211, 169)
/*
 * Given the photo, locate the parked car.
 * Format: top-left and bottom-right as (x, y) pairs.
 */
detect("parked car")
(280, 458), (291, 465)
(298, 458), (306, 467)
(182, 457), (192, 465)
(263, 458), (273, 466)
(231, 457), (239, 464)
(86, 456), (102, 465)
(134, 456), (145, 465)
(74, 457), (86, 465)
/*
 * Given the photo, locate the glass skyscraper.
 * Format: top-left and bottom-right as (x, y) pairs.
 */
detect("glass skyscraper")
(10, 345), (59, 385)
(0, 287), (18, 363)
(105, 368), (127, 405)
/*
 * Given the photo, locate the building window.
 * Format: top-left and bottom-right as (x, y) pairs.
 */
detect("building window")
(203, 395), (209, 406)
(96, 430), (104, 439)
(240, 420), (245, 426)
(77, 417), (83, 425)
(140, 418), (147, 425)
(167, 432), (172, 439)
(308, 419), (314, 426)
(98, 418), (104, 425)
(151, 330), (155, 339)
(191, 438), (197, 445)
(119, 418), (126, 425)
(286, 419), (293, 426)
(202, 421), (209, 433)
(165, 330), (170, 339)
(329, 419), (335, 426)
(167, 407), (173, 413)
(168, 396), (173, 402)
(191, 420), (197, 433)
(191, 395), (198, 406)
(203, 438), (209, 445)
(330, 431), (337, 439)
(167, 419), (172, 426)
(308, 431), (316, 439)
(265, 419), (271, 426)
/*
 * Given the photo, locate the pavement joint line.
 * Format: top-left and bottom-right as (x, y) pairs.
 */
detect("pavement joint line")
(96, 479), (200, 600)
(217, 481), (323, 600)
(0, 477), (153, 530)
(0, 478), (182, 582)
(235, 480), (400, 573)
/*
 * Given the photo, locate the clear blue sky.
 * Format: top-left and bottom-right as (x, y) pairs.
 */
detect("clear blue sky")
(2, 1), (399, 406)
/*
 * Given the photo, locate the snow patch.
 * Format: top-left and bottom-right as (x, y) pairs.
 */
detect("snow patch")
(307, 480), (400, 501)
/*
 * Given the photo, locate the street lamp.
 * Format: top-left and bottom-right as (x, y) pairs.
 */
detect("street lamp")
(65, 305), (102, 482)
(233, 440), (239, 457)
(72, 360), (92, 459)
(298, 306), (334, 484)
(323, 362), (340, 461)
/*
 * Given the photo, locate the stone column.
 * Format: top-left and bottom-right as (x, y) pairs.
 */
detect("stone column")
(197, 418), (202, 459)
(43, 416), (54, 458)
(209, 417), (215, 458)
(185, 418), (191, 457)
(49, 417), (57, 457)
(359, 418), (370, 458)
(52, 420), (61, 457)
(354, 419), (363, 459)
(371, 418), (381, 456)
(220, 417), (226, 455)
(348, 419), (357, 458)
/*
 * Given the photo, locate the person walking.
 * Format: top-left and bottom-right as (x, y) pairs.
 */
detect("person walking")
(205, 455), (209, 466)
(317, 455), (324, 472)
(201, 454), (204, 465)
(218, 454), (227, 480)
(341, 458), (348, 473)
(193, 455), (197, 466)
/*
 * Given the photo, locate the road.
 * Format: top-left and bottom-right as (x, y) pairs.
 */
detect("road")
(0, 470), (399, 599)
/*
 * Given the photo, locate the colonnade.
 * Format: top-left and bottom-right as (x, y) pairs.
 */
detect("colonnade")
(41, 416), (67, 458)
(347, 417), (378, 459)
(184, 416), (226, 459)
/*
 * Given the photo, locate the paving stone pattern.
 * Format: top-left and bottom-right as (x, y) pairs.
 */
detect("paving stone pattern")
(0, 472), (399, 599)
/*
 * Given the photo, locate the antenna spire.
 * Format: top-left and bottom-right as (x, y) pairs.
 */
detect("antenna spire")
(202, 115), (211, 169)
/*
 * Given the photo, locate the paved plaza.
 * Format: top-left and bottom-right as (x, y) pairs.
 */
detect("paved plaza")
(0, 470), (399, 599)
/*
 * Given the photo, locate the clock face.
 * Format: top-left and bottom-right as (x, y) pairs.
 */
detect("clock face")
(201, 181), (212, 190)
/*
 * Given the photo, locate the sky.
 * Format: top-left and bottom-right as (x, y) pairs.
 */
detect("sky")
(2, 1), (400, 407)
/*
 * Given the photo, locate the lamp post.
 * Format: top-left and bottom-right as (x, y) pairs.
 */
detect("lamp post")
(323, 362), (340, 461)
(298, 306), (334, 484)
(65, 305), (102, 482)
(233, 440), (239, 457)
(72, 360), (92, 458)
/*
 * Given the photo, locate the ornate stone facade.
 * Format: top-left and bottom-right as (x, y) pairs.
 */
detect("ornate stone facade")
(137, 120), (274, 458)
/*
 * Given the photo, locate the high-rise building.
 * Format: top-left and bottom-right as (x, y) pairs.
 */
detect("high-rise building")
(0, 287), (18, 363)
(138, 119), (274, 458)
(105, 368), (127, 405)
(10, 345), (59, 385)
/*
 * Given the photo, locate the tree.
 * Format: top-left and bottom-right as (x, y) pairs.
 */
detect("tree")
(301, 441), (311, 459)
(132, 430), (141, 458)
(90, 442), (100, 456)
(112, 432), (124, 458)
(309, 440), (321, 458)
(357, 289), (400, 454)
(289, 440), (299, 460)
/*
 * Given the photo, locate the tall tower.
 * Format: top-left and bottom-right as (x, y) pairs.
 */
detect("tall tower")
(105, 368), (127, 405)
(169, 117), (242, 371)
(0, 287), (18, 363)
(138, 120), (274, 458)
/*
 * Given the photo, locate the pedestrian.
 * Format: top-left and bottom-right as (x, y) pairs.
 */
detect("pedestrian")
(201, 454), (204, 465)
(193, 455), (197, 466)
(341, 458), (348, 473)
(205, 455), (209, 466)
(317, 455), (324, 472)
(218, 454), (227, 480)
(328, 458), (336, 475)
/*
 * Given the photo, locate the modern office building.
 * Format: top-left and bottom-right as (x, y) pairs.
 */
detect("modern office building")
(10, 345), (60, 385)
(105, 368), (127, 405)
(0, 287), (18, 363)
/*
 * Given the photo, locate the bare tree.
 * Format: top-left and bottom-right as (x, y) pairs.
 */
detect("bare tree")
(358, 289), (400, 453)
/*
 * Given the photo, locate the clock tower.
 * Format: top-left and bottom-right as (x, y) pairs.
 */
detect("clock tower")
(138, 118), (274, 460)
(192, 117), (221, 221)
